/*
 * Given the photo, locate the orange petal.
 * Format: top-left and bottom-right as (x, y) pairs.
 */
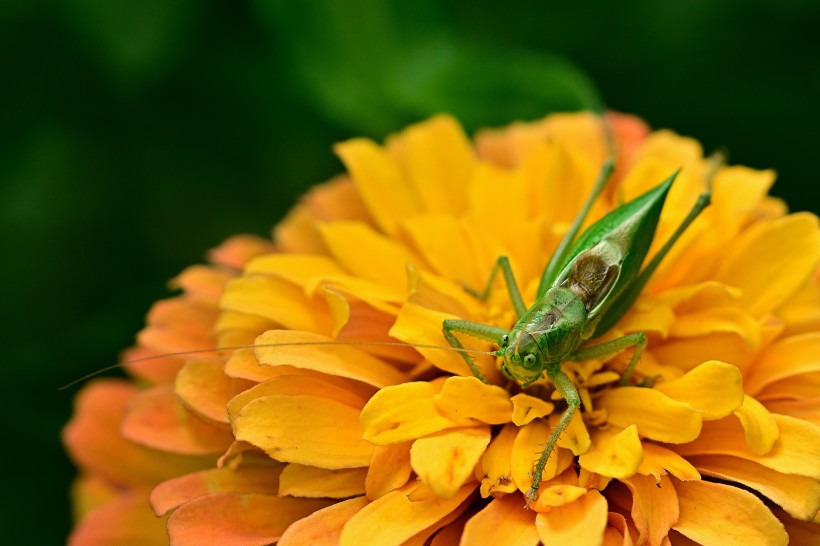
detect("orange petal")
(334, 138), (421, 236)
(401, 215), (482, 288)
(254, 329), (406, 387)
(744, 332), (820, 395)
(68, 490), (168, 546)
(433, 376), (513, 425)
(773, 508), (820, 545)
(479, 423), (519, 497)
(675, 414), (820, 480)
(172, 264), (233, 304)
(553, 408), (592, 455)
(535, 489), (609, 546)
(653, 360), (744, 420)
(714, 213), (820, 316)
(622, 474), (679, 546)
(339, 482), (474, 546)
(578, 425), (643, 479)
(278, 496), (369, 546)
(691, 454), (820, 521)
(597, 387), (702, 444)
(244, 253), (346, 288)
(530, 483), (588, 511)
(121, 384), (234, 455)
(234, 394), (373, 468)
(63, 380), (215, 488)
(410, 426), (490, 498)
(150, 464), (283, 516)
(175, 360), (255, 425)
(70, 475), (118, 522)
(361, 382), (466, 445)
(365, 442), (413, 500)
(227, 375), (369, 421)
(461, 494), (539, 546)
(397, 493), (472, 546)
(167, 493), (332, 546)
(672, 480), (788, 546)
(604, 512), (637, 546)
(278, 464), (367, 499)
(511, 393), (555, 426)
(637, 443), (700, 483)
(207, 234), (275, 270)
(670, 307), (761, 347)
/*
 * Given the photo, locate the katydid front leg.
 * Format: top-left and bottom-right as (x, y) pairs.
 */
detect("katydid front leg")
(570, 331), (648, 385)
(442, 319), (508, 384)
(526, 364), (580, 504)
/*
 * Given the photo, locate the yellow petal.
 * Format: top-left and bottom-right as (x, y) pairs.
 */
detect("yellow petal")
(744, 332), (820, 395)
(365, 442), (413, 500)
(388, 114), (472, 216)
(653, 360), (744, 420)
(410, 427), (490, 499)
(578, 425), (644, 479)
(278, 463), (367, 498)
(389, 302), (498, 381)
(461, 494), (539, 546)
(618, 302), (676, 339)
(222, 275), (330, 332)
(597, 387), (703, 443)
(433, 376), (513, 425)
(510, 393), (555, 426)
(637, 443), (700, 483)
(670, 307), (761, 347)
(339, 482), (474, 546)
(675, 414), (820, 480)
(511, 419), (560, 493)
(244, 253), (346, 289)
(734, 395), (780, 455)
(651, 331), (758, 374)
(672, 480), (788, 546)
(254, 329), (406, 388)
(553, 409), (592, 455)
(535, 489), (609, 546)
(401, 215), (482, 289)
(531, 484), (589, 510)
(234, 394), (373, 468)
(691, 454), (820, 521)
(334, 138), (420, 235)
(278, 496), (369, 546)
(318, 221), (421, 294)
(361, 382), (466, 445)
(714, 213), (820, 316)
(479, 423), (519, 497)
(622, 474), (679, 546)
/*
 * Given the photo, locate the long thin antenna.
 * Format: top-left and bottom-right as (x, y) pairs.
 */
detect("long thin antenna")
(59, 340), (500, 390)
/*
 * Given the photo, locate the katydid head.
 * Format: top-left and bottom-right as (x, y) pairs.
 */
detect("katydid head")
(498, 287), (588, 386)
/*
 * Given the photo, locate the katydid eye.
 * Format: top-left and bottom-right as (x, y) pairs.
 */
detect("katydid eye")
(500, 334), (509, 347)
(523, 353), (537, 368)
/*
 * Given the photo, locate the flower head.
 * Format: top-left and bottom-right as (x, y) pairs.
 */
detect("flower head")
(65, 113), (820, 545)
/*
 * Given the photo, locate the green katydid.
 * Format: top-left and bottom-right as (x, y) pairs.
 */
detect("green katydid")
(442, 157), (715, 502)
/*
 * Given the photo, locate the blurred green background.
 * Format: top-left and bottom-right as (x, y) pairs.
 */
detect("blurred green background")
(3, 0), (819, 542)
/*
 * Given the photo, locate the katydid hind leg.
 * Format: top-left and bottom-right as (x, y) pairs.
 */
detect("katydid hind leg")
(569, 331), (647, 385)
(466, 256), (527, 318)
(527, 366), (580, 504)
(442, 319), (508, 384)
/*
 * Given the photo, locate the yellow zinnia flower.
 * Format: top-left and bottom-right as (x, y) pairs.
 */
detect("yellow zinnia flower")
(65, 113), (820, 546)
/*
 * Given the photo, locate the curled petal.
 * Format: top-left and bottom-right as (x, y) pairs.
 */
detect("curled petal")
(653, 360), (744, 420)
(510, 393), (555, 426)
(479, 423), (518, 497)
(365, 442), (413, 500)
(579, 425), (644, 479)
(622, 474), (679, 546)
(637, 443), (700, 483)
(361, 382), (466, 445)
(598, 387), (702, 444)
(434, 376), (513, 425)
